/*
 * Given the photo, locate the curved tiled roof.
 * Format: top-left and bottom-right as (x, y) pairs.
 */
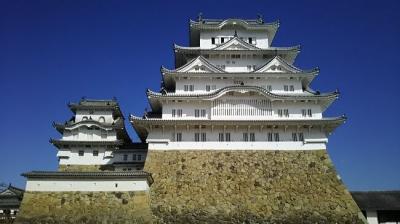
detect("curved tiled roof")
(147, 85), (338, 101)
(162, 55), (226, 74)
(174, 43), (300, 53)
(53, 118), (124, 133)
(189, 18), (279, 30)
(22, 171), (153, 184)
(49, 139), (124, 149)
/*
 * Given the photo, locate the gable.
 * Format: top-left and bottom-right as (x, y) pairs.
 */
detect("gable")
(213, 38), (259, 51)
(175, 57), (224, 73)
(0, 189), (17, 196)
(255, 57), (302, 73)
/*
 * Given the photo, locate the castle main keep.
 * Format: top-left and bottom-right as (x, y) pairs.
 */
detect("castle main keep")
(16, 16), (366, 223)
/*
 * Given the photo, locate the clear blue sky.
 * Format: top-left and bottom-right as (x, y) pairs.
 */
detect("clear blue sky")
(0, 0), (399, 191)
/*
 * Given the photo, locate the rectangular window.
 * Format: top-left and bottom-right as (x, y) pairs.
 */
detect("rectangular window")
(248, 37), (253, 44)
(172, 109), (176, 117)
(138, 154), (142, 161)
(206, 85), (211, 91)
(301, 109), (307, 117)
(231, 54), (241, 59)
(93, 150), (99, 156)
(176, 133), (182, 142)
(133, 154), (137, 161)
(189, 85), (194, 91)
(247, 65), (252, 71)
(201, 109), (206, 117)
(292, 133), (298, 141)
(267, 133), (273, 141)
(221, 37), (225, 43)
(299, 133), (304, 141)
(201, 133), (207, 142)
(243, 133), (249, 142)
(284, 85), (289, 91)
(225, 133), (231, 142)
(250, 133), (255, 142)
(211, 37), (215, 44)
(218, 133), (224, 142)
(78, 150), (84, 156)
(194, 133), (200, 142)
(278, 109), (283, 117)
(266, 85), (272, 91)
(123, 154), (128, 161)
(177, 109), (182, 117)
(290, 85), (295, 92)
(184, 85), (188, 91)
(307, 109), (312, 117)
(195, 109), (200, 118)
(284, 109), (289, 117)
(274, 133), (280, 142)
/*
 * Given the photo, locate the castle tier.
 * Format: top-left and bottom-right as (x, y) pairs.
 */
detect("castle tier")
(52, 98), (146, 171)
(130, 17), (345, 151)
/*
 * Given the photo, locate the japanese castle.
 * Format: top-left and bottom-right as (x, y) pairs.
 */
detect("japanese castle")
(130, 15), (344, 151)
(16, 15), (366, 224)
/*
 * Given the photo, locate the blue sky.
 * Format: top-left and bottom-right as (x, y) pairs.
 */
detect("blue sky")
(0, 0), (399, 191)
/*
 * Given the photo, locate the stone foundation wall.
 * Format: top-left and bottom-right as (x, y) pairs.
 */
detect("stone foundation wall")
(15, 191), (151, 224)
(144, 150), (366, 223)
(58, 164), (114, 172)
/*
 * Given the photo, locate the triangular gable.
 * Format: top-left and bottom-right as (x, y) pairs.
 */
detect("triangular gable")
(0, 189), (17, 196)
(213, 37), (260, 50)
(255, 56), (302, 73)
(174, 56), (225, 73)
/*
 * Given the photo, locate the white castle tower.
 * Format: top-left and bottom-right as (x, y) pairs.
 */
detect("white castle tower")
(130, 16), (345, 151)
(51, 98), (147, 171)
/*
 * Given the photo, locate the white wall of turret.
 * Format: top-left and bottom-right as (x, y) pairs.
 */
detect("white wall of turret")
(200, 29), (269, 49)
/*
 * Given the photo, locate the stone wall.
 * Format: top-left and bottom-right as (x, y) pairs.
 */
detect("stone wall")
(15, 191), (151, 224)
(58, 164), (114, 172)
(144, 150), (366, 223)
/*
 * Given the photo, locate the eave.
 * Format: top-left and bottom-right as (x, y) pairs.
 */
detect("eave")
(49, 139), (124, 149)
(22, 171), (153, 185)
(174, 44), (300, 67)
(130, 115), (346, 142)
(146, 85), (338, 113)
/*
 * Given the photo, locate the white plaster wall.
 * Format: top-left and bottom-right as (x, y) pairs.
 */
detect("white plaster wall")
(200, 30), (269, 49)
(175, 76), (303, 94)
(58, 148), (112, 165)
(161, 97), (322, 120)
(145, 125), (327, 150)
(25, 179), (149, 192)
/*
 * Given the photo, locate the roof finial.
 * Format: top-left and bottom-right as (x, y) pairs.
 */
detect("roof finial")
(257, 14), (263, 24)
(234, 30), (238, 37)
(197, 12), (203, 22)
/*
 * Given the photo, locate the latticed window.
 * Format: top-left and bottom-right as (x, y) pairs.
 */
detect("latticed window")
(289, 85), (295, 92)
(250, 133), (255, 142)
(243, 133), (249, 142)
(267, 133), (273, 141)
(292, 133), (298, 141)
(194, 133), (200, 142)
(307, 109), (312, 117)
(284, 109), (289, 117)
(195, 109), (200, 117)
(274, 133), (280, 142)
(176, 133), (182, 142)
(218, 133), (224, 142)
(201, 109), (206, 117)
(284, 85), (289, 91)
(302, 109), (307, 117)
(225, 133), (231, 142)
(177, 109), (182, 117)
(299, 133), (304, 141)
(278, 109), (283, 117)
(172, 109), (176, 117)
(201, 133), (207, 142)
